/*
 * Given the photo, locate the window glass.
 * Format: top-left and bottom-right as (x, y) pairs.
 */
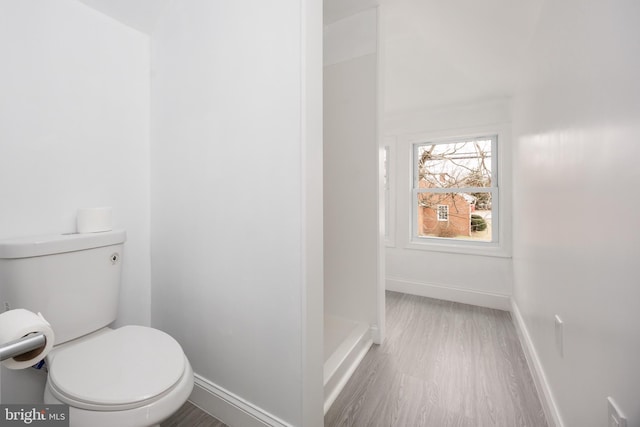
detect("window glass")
(413, 137), (496, 243)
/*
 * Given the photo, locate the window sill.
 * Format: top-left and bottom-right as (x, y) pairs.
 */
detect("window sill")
(405, 238), (511, 258)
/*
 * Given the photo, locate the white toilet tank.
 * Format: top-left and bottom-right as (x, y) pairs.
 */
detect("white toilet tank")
(0, 230), (126, 345)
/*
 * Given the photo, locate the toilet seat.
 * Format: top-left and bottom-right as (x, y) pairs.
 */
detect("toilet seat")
(47, 326), (186, 411)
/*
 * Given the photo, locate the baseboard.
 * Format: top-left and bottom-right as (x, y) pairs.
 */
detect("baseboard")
(386, 277), (511, 311)
(369, 324), (381, 344)
(323, 324), (373, 414)
(510, 299), (564, 427)
(189, 374), (293, 427)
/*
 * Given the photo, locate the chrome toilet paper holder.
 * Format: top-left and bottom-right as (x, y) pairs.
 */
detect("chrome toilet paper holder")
(0, 332), (46, 362)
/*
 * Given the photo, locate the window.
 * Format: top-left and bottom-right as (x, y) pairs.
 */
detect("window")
(436, 205), (449, 221)
(382, 138), (396, 247)
(413, 135), (498, 243)
(383, 146), (390, 240)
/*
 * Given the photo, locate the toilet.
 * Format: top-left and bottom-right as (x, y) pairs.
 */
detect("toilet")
(0, 230), (193, 427)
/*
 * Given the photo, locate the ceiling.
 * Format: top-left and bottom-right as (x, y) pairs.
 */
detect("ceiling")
(381, 0), (545, 114)
(77, 0), (544, 114)
(76, 0), (170, 34)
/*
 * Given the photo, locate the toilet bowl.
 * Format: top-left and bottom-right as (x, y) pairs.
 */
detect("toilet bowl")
(0, 230), (194, 427)
(43, 326), (194, 427)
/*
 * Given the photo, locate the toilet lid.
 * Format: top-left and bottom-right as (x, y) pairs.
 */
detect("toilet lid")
(49, 326), (185, 407)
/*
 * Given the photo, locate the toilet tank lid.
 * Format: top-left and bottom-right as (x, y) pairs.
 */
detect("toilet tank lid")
(0, 230), (126, 259)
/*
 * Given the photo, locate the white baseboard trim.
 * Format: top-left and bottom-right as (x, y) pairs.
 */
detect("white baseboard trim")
(189, 374), (292, 427)
(370, 324), (381, 345)
(323, 324), (373, 414)
(510, 299), (564, 427)
(386, 277), (511, 311)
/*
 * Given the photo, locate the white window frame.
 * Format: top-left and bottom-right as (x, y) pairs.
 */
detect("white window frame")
(383, 137), (396, 247)
(402, 126), (511, 258)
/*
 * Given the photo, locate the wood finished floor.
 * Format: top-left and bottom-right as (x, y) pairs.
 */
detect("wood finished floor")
(163, 291), (547, 427)
(325, 291), (547, 427)
(161, 401), (227, 427)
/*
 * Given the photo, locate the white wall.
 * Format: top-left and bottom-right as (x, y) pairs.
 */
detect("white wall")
(512, 0), (640, 426)
(76, 0), (170, 34)
(150, 1), (323, 425)
(323, 8), (380, 332)
(0, 0), (150, 403)
(324, 0), (378, 26)
(384, 100), (513, 309)
(301, 0), (325, 421)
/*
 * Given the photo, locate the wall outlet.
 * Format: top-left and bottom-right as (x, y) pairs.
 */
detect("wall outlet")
(554, 315), (563, 357)
(608, 397), (627, 427)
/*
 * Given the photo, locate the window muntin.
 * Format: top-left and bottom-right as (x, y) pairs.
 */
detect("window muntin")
(413, 136), (497, 243)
